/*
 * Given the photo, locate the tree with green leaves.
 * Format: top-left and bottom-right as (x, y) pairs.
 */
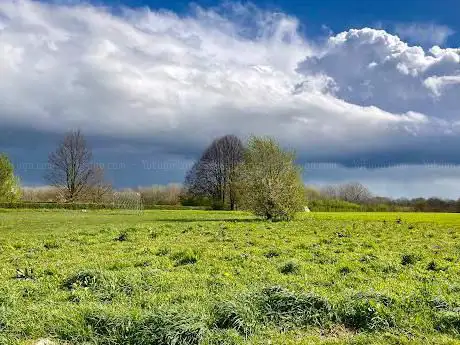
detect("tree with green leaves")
(237, 136), (305, 221)
(0, 154), (21, 202)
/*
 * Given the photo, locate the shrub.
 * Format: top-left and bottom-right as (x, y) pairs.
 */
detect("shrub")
(138, 184), (183, 206)
(237, 137), (305, 221)
(0, 154), (21, 202)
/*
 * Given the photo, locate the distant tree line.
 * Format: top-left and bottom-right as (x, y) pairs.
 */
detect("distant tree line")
(2, 130), (460, 215)
(305, 183), (460, 212)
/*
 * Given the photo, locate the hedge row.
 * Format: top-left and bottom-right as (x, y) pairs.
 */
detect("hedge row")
(0, 202), (207, 211)
(307, 199), (414, 212)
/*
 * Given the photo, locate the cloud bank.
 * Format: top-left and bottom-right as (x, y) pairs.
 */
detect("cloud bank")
(0, 1), (460, 194)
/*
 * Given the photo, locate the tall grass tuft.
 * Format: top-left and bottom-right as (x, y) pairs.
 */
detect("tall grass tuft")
(212, 301), (256, 337)
(254, 286), (334, 328)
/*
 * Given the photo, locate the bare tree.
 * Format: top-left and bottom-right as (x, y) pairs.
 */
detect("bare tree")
(85, 166), (112, 203)
(304, 185), (321, 201)
(320, 185), (340, 199)
(338, 182), (372, 203)
(319, 183), (372, 203)
(45, 130), (109, 202)
(137, 184), (183, 206)
(184, 135), (244, 210)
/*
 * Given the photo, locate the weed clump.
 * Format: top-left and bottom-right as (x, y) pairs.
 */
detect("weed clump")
(156, 247), (170, 256)
(255, 286), (333, 328)
(149, 230), (159, 239)
(114, 231), (129, 242)
(62, 270), (102, 290)
(435, 311), (460, 333)
(264, 249), (280, 258)
(279, 261), (300, 275)
(43, 240), (60, 249)
(212, 301), (255, 336)
(429, 297), (450, 311)
(172, 250), (199, 266)
(426, 260), (445, 271)
(202, 329), (242, 345)
(359, 254), (377, 263)
(339, 266), (352, 275)
(401, 254), (420, 266)
(14, 267), (35, 280)
(0, 312), (8, 332)
(338, 294), (395, 331)
(85, 309), (206, 345)
(134, 261), (151, 268)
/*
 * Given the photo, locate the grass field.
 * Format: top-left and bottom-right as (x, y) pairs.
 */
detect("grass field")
(1, 209), (460, 344)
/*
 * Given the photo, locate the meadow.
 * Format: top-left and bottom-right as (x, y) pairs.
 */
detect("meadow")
(1, 209), (460, 344)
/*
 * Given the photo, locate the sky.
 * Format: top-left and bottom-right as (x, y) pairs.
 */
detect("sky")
(1, 0), (460, 198)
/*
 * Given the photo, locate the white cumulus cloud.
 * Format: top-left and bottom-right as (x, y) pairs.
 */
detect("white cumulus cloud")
(299, 28), (460, 124)
(395, 23), (455, 45)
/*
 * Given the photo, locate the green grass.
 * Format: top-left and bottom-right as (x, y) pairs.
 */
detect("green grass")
(1, 209), (460, 344)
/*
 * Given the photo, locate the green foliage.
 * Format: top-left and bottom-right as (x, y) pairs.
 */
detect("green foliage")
(237, 137), (305, 221)
(0, 154), (21, 202)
